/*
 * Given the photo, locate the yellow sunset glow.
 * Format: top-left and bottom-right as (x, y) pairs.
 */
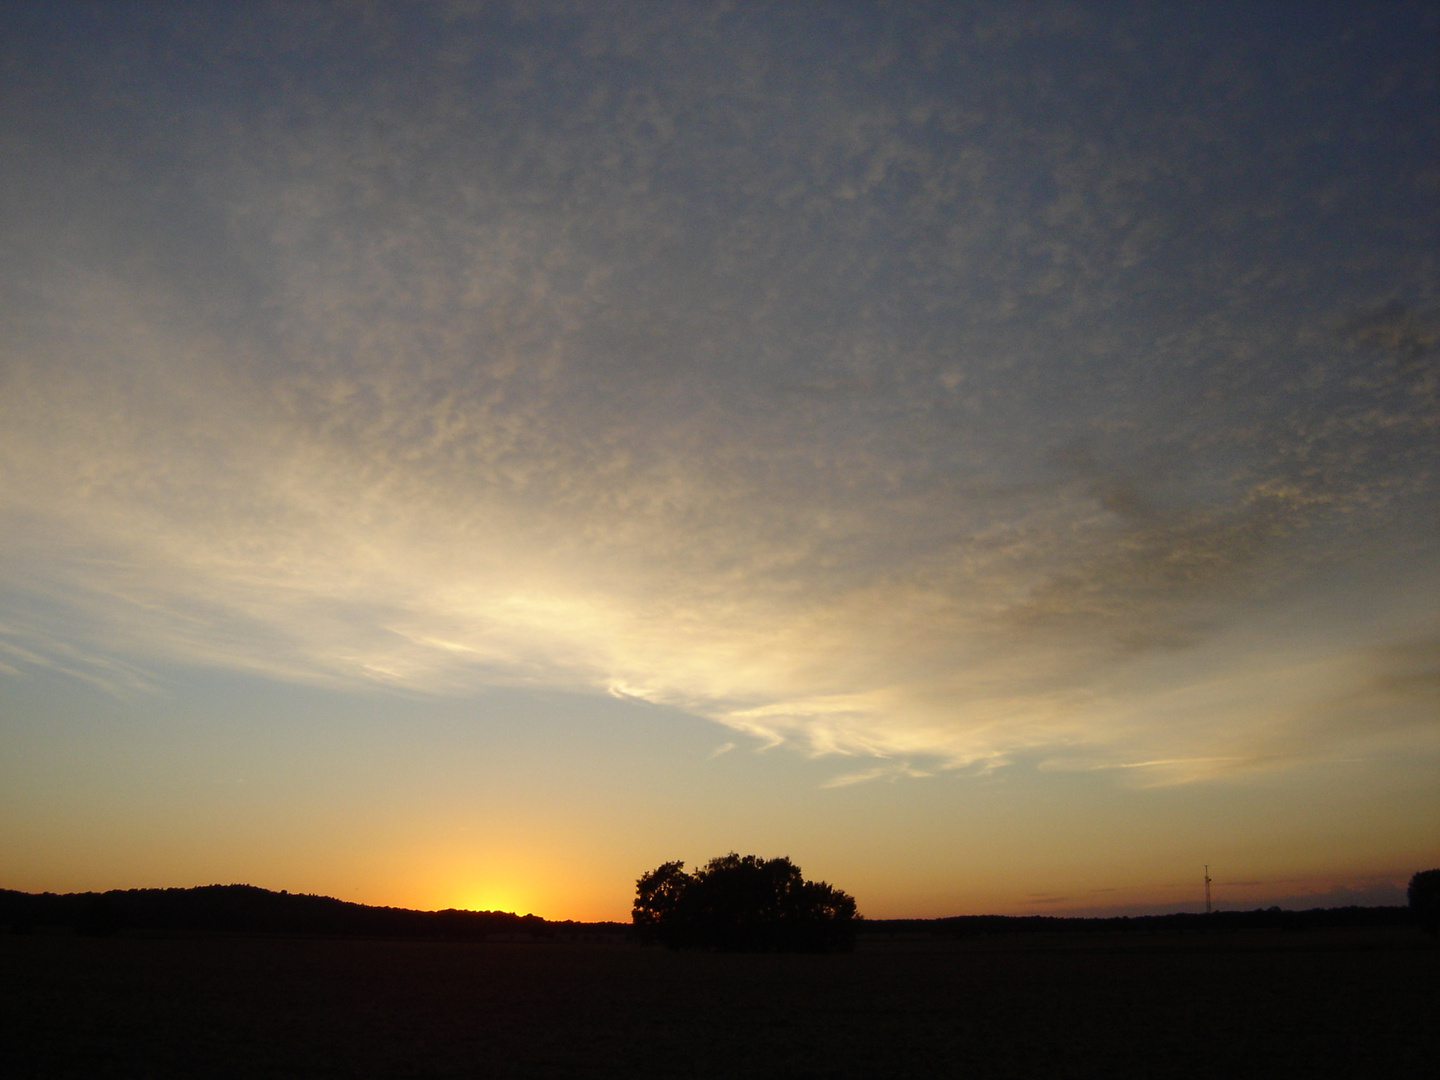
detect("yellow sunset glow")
(1, 2), (1436, 922)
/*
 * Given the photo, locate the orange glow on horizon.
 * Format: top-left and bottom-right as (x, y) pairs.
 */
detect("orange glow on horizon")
(453, 889), (529, 916)
(374, 844), (587, 920)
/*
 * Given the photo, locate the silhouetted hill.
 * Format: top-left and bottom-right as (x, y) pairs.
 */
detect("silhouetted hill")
(0, 884), (627, 940)
(859, 906), (1415, 938)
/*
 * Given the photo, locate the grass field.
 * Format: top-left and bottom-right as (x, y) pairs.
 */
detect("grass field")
(3, 927), (1435, 1078)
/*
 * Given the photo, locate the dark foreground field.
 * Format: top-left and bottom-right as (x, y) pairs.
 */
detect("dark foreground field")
(3, 928), (1435, 1078)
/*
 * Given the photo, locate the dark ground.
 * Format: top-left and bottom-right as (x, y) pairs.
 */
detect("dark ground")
(2, 927), (1435, 1078)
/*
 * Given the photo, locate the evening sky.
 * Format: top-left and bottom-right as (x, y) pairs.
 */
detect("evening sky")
(1, 1), (1435, 919)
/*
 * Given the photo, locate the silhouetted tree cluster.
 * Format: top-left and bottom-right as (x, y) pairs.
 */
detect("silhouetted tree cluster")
(1409, 869), (1440, 936)
(633, 853), (858, 952)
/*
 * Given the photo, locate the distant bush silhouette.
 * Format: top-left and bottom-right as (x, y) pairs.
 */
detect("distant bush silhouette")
(1409, 869), (1440, 935)
(633, 852), (858, 952)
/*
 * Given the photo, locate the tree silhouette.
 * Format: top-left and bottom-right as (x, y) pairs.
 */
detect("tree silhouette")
(633, 860), (694, 946)
(1409, 869), (1440, 936)
(632, 853), (858, 952)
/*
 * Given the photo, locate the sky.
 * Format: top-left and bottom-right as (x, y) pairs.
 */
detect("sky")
(1, 1), (1436, 921)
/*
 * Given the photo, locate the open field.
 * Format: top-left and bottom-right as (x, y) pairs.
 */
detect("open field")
(3, 928), (1435, 1078)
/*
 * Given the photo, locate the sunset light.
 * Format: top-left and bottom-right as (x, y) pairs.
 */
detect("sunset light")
(1, 0), (1435, 926)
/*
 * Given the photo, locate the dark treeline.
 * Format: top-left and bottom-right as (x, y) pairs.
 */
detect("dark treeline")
(862, 906), (1415, 938)
(0, 885), (626, 940)
(1, 885), (1417, 941)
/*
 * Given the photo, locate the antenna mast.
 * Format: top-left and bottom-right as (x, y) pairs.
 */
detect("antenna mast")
(1204, 864), (1212, 914)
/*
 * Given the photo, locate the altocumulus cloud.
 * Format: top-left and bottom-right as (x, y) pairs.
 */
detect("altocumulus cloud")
(0, 2), (1436, 783)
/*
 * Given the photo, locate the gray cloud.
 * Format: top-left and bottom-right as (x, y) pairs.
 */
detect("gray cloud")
(1, 2), (1436, 780)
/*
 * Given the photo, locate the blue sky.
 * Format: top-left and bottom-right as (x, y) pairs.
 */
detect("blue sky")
(1, 1), (1435, 919)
